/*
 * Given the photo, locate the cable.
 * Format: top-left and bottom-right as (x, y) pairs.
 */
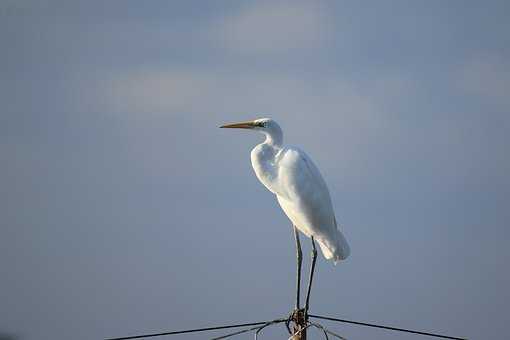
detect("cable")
(104, 320), (276, 340)
(211, 319), (286, 340)
(310, 322), (347, 340)
(105, 314), (467, 340)
(308, 314), (467, 340)
(210, 324), (266, 340)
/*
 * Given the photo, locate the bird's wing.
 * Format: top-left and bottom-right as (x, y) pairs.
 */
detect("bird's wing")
(277, 147), (330, 200)
(276, 147), (350, 261)
(276, 147), (336, 232)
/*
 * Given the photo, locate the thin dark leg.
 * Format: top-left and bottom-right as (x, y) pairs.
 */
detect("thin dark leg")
(293, 226), (303, 310)
(304, 236), (318, 315)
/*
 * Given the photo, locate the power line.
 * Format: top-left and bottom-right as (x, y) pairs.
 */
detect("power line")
(211, 318), (286, 340)
(209, 324), (267, 340)
(308, 314), (467, 340)
(105, 314), (467, 340)
(104, 320), (277, 340)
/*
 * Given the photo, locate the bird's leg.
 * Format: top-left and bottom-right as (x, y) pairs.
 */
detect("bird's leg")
(293, 226), (303, 310)
(304, 236), (318, 316)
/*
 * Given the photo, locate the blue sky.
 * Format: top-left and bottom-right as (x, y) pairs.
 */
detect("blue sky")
(1, 1), (509, 339)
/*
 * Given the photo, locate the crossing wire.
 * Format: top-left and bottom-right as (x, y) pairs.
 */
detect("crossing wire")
(308, 314), (467, 340)
(104, 320), (275, 340)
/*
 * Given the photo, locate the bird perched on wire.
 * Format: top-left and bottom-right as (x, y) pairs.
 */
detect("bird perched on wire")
(221, 118), (350, 312)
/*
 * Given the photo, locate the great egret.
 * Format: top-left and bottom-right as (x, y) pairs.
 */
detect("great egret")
(221, 118), (350, 312)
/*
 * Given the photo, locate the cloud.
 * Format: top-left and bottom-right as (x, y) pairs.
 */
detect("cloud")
(104, 67), (391, 129)
(207, 1), (331, 54)
(102, 65), (420, 192)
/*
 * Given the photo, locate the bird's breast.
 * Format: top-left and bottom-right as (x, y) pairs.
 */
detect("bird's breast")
(250, 144), (281, 195)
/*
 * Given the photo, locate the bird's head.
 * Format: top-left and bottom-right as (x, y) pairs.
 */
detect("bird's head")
(220, 118), (283, 145)
(220, 117), (272, 130)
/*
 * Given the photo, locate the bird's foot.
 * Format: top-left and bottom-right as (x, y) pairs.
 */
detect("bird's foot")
(289, 308), (306, 325)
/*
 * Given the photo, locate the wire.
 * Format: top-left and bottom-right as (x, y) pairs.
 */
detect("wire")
(309, 322), (331, 340)
(210, 324), (267, 340)
(105, 314), (467, 340)
(254, 319), (287, 340)
(308, 314), (467, 340)
(104, 320), (276, 340)
(210, 318), (286, 340)
(310, 322), (348, 340)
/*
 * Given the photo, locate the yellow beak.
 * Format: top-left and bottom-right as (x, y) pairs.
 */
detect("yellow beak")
(220, 120), (257, 129)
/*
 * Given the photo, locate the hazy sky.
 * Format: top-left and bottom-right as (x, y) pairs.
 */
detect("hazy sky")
(1, 1), (509, 339)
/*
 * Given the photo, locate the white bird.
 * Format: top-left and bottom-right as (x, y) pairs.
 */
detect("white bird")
(221, 117), (350, 311)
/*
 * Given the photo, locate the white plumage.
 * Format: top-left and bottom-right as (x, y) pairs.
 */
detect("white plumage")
(221, 118), (350, 263)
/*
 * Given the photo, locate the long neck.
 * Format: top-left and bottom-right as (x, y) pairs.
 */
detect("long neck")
(262, 125), (283, 147)
(250, 123), (284, 194)
(251, 142), (281, 195)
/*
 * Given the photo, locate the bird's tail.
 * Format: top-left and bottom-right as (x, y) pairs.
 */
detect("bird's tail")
(333, 230), (350, 264)
(317, 227), (350, 264)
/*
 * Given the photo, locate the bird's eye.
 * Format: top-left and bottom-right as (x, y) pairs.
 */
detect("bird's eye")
(259, 121), (266, 127)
